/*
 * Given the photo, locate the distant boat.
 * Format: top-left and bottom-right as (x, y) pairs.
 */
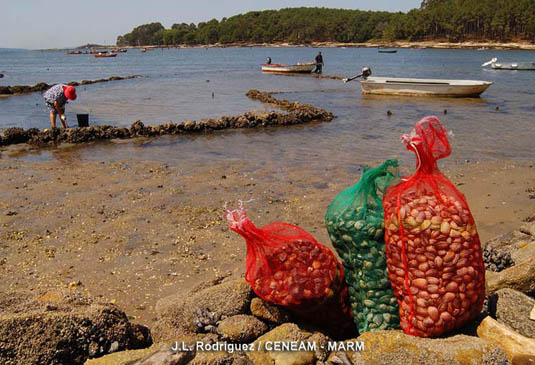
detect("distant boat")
(378, 49), (397, 53)
(94, 53), (117, 58)
(261, 63), (316, 73)
(482, 57), (535, 70)
(360, 77), (492, 97)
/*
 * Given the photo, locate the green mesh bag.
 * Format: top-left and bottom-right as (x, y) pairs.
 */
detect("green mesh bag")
(325, 159), (400, 333)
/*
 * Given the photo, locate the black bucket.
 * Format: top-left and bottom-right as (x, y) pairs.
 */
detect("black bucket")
(77, 114), (89, 127)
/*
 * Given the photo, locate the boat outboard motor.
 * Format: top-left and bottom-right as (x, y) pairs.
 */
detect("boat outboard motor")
(343, 66), (372, 83)
(361, 66), (372, 79)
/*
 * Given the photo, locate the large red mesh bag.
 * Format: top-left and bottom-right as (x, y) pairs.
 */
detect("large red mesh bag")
(227, 204), (353, 337)
(383, 116), (485, 337)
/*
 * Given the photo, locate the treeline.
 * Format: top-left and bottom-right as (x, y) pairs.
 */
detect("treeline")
(116, 2), (535, 46)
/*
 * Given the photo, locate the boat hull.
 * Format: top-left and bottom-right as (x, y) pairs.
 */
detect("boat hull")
(491, 62), (535, 70)
(94, 54), (117, 58)
(261, 64), (315, 73)
(360, 77), (493, 97)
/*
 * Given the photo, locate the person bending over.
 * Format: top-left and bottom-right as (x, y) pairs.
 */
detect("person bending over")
(43, 84), (77, 128)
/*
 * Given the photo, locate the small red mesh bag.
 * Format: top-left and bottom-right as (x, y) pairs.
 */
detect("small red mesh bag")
(383, 116), (485, 337)
(227, 204), (353, 337)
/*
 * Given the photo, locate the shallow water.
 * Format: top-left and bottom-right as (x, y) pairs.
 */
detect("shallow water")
(1, 47), (534, 169)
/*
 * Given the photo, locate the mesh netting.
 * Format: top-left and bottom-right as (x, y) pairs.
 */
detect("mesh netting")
(383, 116), (486, 337)
(325, 159), (401, 333)
(227, 204), (354, 337)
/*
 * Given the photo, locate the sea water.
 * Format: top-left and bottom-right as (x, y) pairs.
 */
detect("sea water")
(1, 46), (534, 169)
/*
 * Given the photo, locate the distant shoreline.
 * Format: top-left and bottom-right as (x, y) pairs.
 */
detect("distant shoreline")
(35, 40), (535, 52)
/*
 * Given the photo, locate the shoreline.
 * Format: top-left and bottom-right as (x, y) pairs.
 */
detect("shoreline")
(41, 40), (535, 52)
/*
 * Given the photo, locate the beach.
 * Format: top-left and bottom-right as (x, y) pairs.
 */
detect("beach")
(1, 45), (535, 364)
(1, 154), (534, 327)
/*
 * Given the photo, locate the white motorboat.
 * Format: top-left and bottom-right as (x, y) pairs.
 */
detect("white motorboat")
(261, 63), (316, 73)
(482, 58), (535, 70)
(360, 77), (493, 97)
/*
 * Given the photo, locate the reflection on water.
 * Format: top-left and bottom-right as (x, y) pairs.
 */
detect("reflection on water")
(1, 47), (535, 168)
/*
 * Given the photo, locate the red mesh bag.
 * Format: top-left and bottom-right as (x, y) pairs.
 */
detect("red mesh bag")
(227, 204), (354, 337)
(383, 116), (485, 337)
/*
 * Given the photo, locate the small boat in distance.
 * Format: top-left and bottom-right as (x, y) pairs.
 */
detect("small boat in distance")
(261, 63), (316, 73)
(360, 77), (492, 97)
(94, 52), (117, 58)
(482, 57), (535, 70)
(378, 49), (397, 53)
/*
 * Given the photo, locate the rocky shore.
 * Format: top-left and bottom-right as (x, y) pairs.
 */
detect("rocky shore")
(3, 229), (535, 365)
(0, 75), (142, 97)
(114, 40), (535, 51)
(0, 90), (334, 147)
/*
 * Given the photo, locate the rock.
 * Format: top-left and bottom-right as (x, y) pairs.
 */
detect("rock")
(334, 330), (507, 365)
(88, 334), (220, 365)
(183, 121), (195, 130)
(520, 222), (535, 237)
(109, 341), (120, 353)
(248, 323), (330, 365)
(153, 278), (252, 341)
(217, 314), (269, 343)
(250, 297), (291, 324)
(486, 257), (535, 295)
(531, 304), (535, 321)
(0, 290), (152, 365)
(477, 316), (535, 364)
(130, 121), (147, 135)
(85, 344), (165, 365)
(488, 288), (535, 338)
(134, 347), (196, 365)
(326, 351), (353, 365)
(1, 127), (29, 145)
(190, 351), (253, 365)
(511, 241), (535, 265)
(484, 230), (532, 252)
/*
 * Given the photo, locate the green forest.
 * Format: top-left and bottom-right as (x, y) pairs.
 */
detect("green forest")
(116, 1), (535, 46)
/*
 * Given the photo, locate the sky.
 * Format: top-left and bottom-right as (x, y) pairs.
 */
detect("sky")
(2, 0), (421, 49)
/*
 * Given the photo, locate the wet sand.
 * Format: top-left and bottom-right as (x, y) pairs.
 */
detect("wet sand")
(0, 153), (533, 326)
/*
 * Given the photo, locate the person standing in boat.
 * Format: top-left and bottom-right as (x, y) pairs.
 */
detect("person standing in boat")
(314, 51), (324, 73)
(266, 57), (272, 64)
(43, 84), (77, 129)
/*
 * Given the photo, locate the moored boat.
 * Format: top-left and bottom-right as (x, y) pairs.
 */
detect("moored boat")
(482, 57), (535, 70)
(378, 49), (397, 53)
(94, 53), (117, 58)
(261, 63), (316, 73)
(360, 77), (492, 97)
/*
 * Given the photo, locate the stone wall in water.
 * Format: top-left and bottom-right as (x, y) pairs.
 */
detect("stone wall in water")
(0, 90), (334, 147)
(0, 75), (142, 96)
